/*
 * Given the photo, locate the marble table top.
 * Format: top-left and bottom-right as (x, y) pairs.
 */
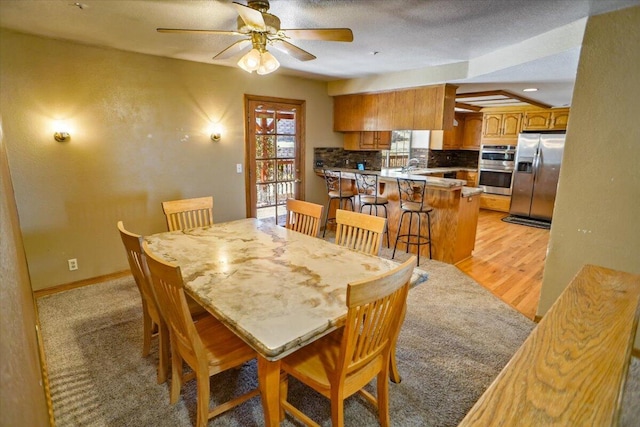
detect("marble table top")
(145, 218), (428, 361)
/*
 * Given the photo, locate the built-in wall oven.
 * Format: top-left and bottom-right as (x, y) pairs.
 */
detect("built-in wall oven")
(478, 145), (516, 195)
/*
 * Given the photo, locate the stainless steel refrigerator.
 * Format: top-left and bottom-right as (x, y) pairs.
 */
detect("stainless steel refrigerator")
(510, 133), (565, 221)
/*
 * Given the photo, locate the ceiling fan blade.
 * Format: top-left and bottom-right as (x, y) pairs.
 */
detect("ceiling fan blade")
(272, 40), (316, 61)
(281, 28), (354, 42)
(157, 28), (242, 36)
(213, 39), (252, 60)
(232, 2), (266, 31)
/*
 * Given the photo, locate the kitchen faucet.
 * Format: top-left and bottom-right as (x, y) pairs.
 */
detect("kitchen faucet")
(401, 158), (420, 172)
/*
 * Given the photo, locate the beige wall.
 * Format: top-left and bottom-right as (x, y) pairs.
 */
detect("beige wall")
(539, 6), (640, 347)
(1, 134), (50, 425)
(0, 30), (342, 291)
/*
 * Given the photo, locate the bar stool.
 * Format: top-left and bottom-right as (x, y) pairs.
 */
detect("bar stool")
(392, 178), (433, 266)
(354, 172), (390, 247)
(322, 170), (355, 237)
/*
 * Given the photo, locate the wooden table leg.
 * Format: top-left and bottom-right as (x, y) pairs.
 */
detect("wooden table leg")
(390, 303), (407, 383)
(258, 355), (282, 427)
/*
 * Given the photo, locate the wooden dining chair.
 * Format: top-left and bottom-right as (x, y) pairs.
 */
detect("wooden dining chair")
(118, 221), (171, 384)
(334, 209), (387, 256)
(143, 243), (259, 427)
(162, 196), (213, 231)
(279, 256), (417, 427)
(117, 221), (208, 384)
(285, 198), (324, 237)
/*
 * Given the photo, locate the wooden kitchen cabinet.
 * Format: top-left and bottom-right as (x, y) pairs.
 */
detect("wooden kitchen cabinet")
(413, 84), (457, 130)
(360, 93), (394, 131)
(457, 170), (478, 187)
(334, 92), (393, 131)
(481, 112), (522, 145)
(333, 83), (456, 132)
(550, 108), (570, 129)
(480, 193), (511, 212)
(522, 110), (551, 130)
(461, 113), (482, 150)
(467, 171), (478, 187)
(344, 131), (391, 150)
(333, 94), (364, 131)
(522, 108), (570, 131)
(392, 88), (414, 129)
(431, 112), (482, 150)
(444, 113), (465, 149)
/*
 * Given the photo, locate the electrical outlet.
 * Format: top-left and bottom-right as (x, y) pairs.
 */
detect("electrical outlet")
(68, 258), (78, 271)
(236, 163), (243, 173)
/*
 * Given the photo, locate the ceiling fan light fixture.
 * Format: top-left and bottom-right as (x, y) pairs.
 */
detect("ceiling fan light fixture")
(257, 50), (280, 75)
(238, 48), (262, 72)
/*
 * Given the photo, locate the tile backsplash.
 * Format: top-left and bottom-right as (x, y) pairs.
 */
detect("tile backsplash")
(313, 147), (478, 171)
(423, 149), (479, 168)
(313, 148), (382, 170)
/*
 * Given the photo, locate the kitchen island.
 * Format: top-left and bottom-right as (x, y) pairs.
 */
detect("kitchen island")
(316, 168), (482, 264)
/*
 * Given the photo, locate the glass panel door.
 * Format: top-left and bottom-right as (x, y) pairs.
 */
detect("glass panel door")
(246, 97), (304, 225)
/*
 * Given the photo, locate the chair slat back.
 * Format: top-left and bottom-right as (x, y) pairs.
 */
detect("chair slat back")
(335, 209), (386, 256)
(285, 198), (324, 237)
(117, 221), (160, 318)
(339, 257), (416, 376)
(143, 244), (204, 367)
(162, 196), (213, 231)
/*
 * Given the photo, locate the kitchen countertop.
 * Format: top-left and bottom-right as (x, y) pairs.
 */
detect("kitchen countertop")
(385, 167), (478, 174)
(315, 167), (481, 194)
(461, 187), (483, 197)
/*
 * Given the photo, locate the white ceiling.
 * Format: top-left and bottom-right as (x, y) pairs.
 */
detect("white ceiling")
(1, 0), (639, 107)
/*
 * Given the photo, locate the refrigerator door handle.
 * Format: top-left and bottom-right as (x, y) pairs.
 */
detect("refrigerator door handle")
(533, 150), (541, 183)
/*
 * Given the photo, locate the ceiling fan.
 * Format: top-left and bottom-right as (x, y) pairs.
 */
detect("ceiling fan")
(157, 0), (354, 75)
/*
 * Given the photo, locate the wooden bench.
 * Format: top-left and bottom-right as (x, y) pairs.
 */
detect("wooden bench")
(459, 264), (640, 426)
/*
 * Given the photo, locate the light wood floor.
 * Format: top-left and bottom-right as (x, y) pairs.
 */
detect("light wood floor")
(455, 210), (550, 320)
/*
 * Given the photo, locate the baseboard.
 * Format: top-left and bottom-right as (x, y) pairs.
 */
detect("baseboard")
(533, 315), (543, 323)
(33, 270), (131, 298)
(632, 348), (640, 359)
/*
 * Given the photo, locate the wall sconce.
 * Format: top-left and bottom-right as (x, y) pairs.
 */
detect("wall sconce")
(54, 131), (71, 142)
(53, 120), (71, 142)
(210, 124), (223, 142)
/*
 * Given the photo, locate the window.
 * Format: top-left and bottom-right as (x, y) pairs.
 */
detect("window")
(382, 130), (412, 168)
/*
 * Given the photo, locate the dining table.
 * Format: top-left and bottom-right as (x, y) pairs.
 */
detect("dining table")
(144, 217), (428, 426)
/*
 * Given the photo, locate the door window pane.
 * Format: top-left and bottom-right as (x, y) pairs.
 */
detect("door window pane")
(256, 160), (275, 183)
(256, 135), (275, 159)
(255, 110), (275, 135)
(277, 135), (295, 158)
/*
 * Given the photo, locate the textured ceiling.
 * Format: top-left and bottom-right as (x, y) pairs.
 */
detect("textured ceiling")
(1, 0), (639, 107)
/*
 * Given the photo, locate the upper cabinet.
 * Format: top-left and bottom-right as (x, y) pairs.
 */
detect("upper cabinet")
(392, 89), (415, 129)
(482, 112), (523, 144)
(333, 84), (457, 132)
(333, 92), (393, 131)
(430, 112), (465, 150)
(429, 112), (482, 150)
(343, 131), (391, 151)
(333, 94), (365, 131)
(461, 113), (483, 150)
(412, 84), (457, 130)
(522, 107), (570, 131)
(482, 107), (571, 145)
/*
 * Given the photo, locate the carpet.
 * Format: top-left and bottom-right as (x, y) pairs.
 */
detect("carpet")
(501, 215), (551, 229)
(37, 260), (640, 426)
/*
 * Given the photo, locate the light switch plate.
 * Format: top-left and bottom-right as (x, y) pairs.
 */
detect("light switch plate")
(236, 163), (242, 173)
